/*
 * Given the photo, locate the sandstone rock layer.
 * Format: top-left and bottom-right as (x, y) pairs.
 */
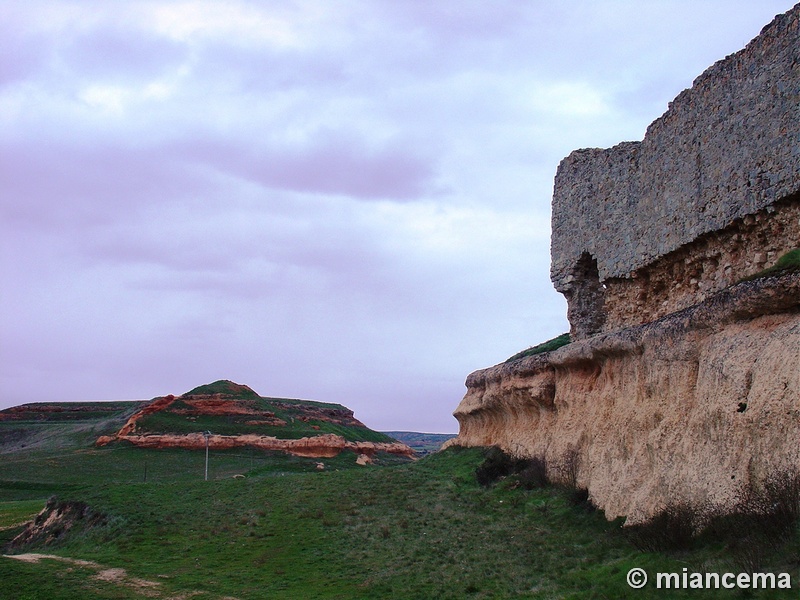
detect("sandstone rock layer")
(550, 4), (799, 339)
(96, 432), (414, 459)
(95, 380), (415, 460)
(449, 273), (800, 522)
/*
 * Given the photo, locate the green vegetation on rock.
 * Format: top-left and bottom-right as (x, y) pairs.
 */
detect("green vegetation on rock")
(184, 379), (261, 399)
(740, 247), (800, 282)
(506, 332), (571, 363)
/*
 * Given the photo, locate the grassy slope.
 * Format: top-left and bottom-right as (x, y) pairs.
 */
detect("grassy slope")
(0, 402), (145, 455)
(506, 333), (571, 363)
(133, 396), (394, 443)
(2, 447), (798, 599)
(740, 247), (800, 282)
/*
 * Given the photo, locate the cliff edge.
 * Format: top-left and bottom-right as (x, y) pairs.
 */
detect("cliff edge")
(451, 272), (799, 522)
(449, 3), (800, 522)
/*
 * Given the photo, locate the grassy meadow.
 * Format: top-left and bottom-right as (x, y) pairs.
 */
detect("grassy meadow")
(1, 439), (799, 599)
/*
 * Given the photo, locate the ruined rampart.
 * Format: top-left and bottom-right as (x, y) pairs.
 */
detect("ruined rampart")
(551, 4), (800, 338)
(450, 4), (800, 522)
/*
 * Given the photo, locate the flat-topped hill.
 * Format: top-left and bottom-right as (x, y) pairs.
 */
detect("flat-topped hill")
(1, 380), (414, 462)
(110, 379), (384, 442)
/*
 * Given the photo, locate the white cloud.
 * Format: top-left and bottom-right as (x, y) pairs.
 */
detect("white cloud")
(527, 81), (611, 118)
(79, 84), (128, 112)
(149, 0), (307, 47)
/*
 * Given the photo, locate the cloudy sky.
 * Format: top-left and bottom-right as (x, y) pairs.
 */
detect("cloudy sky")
(1, 1), (794, 433)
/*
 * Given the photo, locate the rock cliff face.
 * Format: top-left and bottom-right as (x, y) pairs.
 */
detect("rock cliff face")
(450, 4), (800, 521)
(451, 273), (799, 522)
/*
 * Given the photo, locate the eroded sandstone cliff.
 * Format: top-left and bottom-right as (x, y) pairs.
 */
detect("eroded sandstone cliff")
(96, 431), (414, 459)
(450, 4), (800, 522)
(450, 273), (800, 522)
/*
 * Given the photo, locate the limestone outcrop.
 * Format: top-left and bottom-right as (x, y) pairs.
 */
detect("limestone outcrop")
(449, 4), (800, 522)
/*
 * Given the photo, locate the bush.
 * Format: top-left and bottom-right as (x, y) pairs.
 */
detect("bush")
(627, 468), (800, 557)
(719, 468), (800, 544)
(475, 447), (549, 489)
(742, 468), (800, 537)
(625, 502), (699, 552)
(554, 447), (581, 488)
(516, 456), (549, 490)
(566, 487), (596, 512)
(475, 447), (517, 487)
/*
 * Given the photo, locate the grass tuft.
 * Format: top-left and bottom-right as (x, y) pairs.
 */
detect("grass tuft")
(739, 247), (800, 282)
(506, 333), (571, 363)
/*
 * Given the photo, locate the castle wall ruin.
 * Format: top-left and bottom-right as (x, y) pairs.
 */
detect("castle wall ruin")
(551, 4), (800, 338)
(451, 3), (800, 524)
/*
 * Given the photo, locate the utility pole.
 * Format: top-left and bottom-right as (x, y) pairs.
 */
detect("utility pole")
(203, 431), (211, 481)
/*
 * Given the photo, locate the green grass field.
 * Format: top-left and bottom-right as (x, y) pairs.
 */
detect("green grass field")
(2, 444), (798, 599)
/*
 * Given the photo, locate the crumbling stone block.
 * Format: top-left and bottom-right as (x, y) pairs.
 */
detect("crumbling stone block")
(551, 5), (800, 338)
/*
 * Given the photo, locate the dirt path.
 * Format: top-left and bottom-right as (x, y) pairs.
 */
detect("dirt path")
(3, 553), (239, 599)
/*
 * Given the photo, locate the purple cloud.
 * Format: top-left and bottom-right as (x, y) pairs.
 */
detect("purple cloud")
(61, 25), (187, 82)
(0, 0), (795, 432)
(179, 131), (436, 200)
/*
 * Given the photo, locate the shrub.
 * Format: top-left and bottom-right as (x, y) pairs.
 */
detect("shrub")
(554, 447), (581, 488)
(475, 447), (549, 489)
(732, 467), (800, 542)
(625, 502), (699, 552)
(475, 447), (517, 487)
(516, 456), (549, 490)
(702, 468), (800, 541)
(628, 468), (800, 557)
(566, 487), (596, 512)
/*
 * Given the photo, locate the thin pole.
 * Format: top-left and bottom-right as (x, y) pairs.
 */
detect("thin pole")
(204, 431), (210, 481)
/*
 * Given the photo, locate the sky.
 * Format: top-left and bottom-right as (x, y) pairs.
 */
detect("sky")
(1, 1), (795, 433)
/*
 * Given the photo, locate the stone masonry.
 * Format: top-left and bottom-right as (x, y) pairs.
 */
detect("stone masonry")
(551, 4), (800, 339)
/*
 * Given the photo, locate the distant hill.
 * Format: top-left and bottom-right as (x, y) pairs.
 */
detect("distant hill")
(0, 401), (145, 453)
(383, 431), (456, 455)
(0, 380), (414, 462)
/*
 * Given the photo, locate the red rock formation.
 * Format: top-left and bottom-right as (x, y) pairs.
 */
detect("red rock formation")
(95, 432), (415, 459)
(96, 385), (415, 460)
(117, 395), (177, 436)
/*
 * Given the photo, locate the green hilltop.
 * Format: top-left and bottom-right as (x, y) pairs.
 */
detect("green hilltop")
(0, 380), (399, 450)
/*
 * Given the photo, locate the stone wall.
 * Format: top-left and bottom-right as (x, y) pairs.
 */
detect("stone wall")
(550, 4), (800, 338)
(604, 195), (800, 330)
